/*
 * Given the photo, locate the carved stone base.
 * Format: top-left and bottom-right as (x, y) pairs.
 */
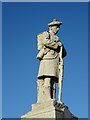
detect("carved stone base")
(21, 100), (78, 119)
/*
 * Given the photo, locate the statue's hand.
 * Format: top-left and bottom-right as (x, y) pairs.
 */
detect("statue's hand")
(36, 48), (45, 60)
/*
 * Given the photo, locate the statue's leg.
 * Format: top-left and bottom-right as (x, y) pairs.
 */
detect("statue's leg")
(51, 78), (56, 99)
(44, 77), (51, 100)
(37, 79), (44, 103)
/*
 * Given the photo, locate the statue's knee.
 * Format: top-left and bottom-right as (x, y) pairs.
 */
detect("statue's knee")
(44, 78), (51, 87)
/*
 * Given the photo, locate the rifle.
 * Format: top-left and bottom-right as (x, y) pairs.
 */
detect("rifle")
(58, 45), (64, 103)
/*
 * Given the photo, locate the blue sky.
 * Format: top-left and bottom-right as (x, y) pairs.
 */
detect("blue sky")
(0, 2), (2, 120)
(2, 2), (88, 118)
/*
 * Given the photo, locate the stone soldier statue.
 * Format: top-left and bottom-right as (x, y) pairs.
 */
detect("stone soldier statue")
(21, 19), (78, 119)
(36, 19), (67, 103)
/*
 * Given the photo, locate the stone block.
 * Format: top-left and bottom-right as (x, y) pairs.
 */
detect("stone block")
(21, 100), (78, 119)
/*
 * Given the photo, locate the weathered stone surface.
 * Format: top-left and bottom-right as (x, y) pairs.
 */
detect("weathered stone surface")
(21, 100), (77, 119)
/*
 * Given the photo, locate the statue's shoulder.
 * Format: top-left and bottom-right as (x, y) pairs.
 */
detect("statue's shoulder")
(42, 31), (49, 37)
(37, 31), (49, 40)
(42, 31), (49, 34)
(42, 31), (49, 38)
(38, 31), (48, 35)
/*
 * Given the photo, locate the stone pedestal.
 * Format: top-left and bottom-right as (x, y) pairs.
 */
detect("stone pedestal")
(21, 100), (78, 119)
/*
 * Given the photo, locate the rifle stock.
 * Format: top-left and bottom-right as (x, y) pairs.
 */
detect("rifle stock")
(58, 45), (64, 103)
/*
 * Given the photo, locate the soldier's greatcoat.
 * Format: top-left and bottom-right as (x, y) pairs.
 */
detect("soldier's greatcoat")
(37, 31), (66, 81)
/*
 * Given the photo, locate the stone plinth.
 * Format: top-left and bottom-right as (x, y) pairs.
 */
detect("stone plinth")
(21, 100), (78, 119)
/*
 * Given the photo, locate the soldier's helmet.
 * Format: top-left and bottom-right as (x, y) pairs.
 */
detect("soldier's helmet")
(48, 19), (62, 27)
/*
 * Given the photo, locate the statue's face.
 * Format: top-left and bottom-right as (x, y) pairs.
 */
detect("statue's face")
(50, 26), (60, 34)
